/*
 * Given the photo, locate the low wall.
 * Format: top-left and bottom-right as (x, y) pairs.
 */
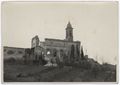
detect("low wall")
(3, 46), (25, 60)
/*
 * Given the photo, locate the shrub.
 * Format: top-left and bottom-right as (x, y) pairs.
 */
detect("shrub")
(91, 64), (101, 78)
(4, 57), (16, 64)
(73, 60), (92, 69)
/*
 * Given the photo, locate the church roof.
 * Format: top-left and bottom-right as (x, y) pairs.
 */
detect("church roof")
(45, 38), (67, 42)
(45, 38), (80, 43)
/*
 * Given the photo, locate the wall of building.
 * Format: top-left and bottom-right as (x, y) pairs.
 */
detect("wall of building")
(31, 35), (39, 48)
(3, 46), (25, 60)
(40, 38), (81, 62)
(45, 38), (80, 48)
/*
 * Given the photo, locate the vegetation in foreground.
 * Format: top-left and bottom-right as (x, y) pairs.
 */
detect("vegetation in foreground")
(4, 58), (116, 82)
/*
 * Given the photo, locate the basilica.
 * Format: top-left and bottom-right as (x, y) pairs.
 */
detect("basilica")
(26, 22), (81, 65)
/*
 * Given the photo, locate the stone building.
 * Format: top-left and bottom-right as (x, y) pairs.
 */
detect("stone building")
(31, 35), (40, 48)
(3, 46), (25, 60)
(31, 22), (81, 65)
(3, 22), (82, 65)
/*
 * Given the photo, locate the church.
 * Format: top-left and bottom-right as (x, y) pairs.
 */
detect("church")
(30, 22), (81, 65)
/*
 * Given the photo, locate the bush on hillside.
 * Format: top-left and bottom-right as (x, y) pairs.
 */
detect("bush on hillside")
(72, 60), (92, 69)
(4, 57), (16, 64)
(91, 63), (101, 78)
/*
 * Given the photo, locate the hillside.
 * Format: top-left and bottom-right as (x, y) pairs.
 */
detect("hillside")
(4, 58), (116, 82)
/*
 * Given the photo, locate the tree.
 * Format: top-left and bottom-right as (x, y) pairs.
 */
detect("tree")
(76, 45), (80, 61)
(81, 46), (84, 60)
(70, 45), (75, 63)
(91, 63), (100, 78)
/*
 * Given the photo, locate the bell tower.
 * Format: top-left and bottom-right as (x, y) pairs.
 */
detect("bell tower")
(66, 21), (73, 42)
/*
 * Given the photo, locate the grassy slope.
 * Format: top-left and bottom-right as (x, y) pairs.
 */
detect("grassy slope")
(4, 63), (116, 82)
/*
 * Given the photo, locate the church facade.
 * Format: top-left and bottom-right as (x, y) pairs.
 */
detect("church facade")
(31, 22), (81, 64)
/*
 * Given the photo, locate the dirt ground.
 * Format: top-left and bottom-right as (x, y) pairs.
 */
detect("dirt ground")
(3, 64), (116, 82)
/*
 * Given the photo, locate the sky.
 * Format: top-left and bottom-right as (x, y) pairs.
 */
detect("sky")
(2, 2), (118, 64)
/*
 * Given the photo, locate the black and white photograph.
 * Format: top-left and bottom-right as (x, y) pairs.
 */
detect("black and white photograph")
(1, 1), (118, 82)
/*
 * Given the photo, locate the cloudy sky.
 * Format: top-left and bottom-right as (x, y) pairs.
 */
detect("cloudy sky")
(2, 2), (118, 64)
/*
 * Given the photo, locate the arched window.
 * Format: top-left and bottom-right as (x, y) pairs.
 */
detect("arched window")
(47, 51), (50, 55)
(46, 48), (51, 55)
(69, 31), (72, 37)
(60, 49), (64, 56)
(53, 49), (57, 57)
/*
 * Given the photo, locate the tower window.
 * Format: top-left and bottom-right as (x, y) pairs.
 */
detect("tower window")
(70, 31), (72, 36)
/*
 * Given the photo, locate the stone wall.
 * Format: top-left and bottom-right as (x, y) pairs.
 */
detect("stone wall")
(40, 38), (81, 63)
(3, 46), (25, 60)
(31, 35), (39, 48)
